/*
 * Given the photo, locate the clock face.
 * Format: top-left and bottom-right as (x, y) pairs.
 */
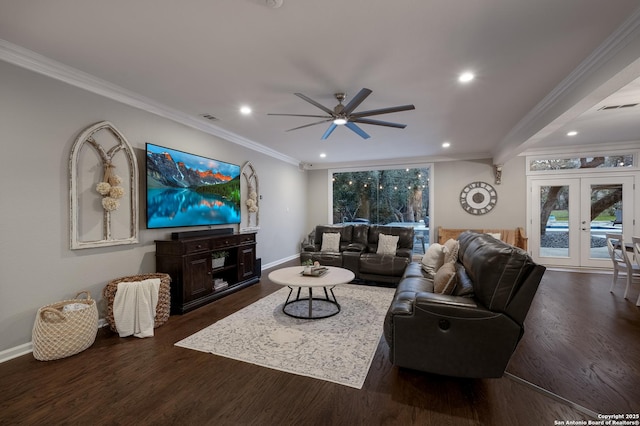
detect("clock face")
(460, 181), (497, 215)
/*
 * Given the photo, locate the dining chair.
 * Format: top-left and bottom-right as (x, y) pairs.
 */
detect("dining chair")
(605, 233), (640, 305)
(630, 236), (640, 306)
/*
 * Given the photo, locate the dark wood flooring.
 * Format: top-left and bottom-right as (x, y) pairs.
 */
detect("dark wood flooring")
(1, 262), (638, 425)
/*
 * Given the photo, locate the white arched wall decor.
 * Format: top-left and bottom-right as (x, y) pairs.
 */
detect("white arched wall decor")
(69, 121), (139, 249)
(240, 161), (260, 232)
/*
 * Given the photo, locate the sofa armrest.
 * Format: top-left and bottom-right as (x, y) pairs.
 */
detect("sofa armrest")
(302, 244), (320, 252)
(387, 292), (523, 378)
(414, 292), (482, 314)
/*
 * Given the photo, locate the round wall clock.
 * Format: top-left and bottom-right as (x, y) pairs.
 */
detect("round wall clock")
(459, 181), (497, 215)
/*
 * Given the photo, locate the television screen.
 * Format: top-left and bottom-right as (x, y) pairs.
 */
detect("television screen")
(146, 143), (241, 229)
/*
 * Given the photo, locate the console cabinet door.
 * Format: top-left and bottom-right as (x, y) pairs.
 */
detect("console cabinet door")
(238, 246), (255, 280)
(184, 253), (212, 302)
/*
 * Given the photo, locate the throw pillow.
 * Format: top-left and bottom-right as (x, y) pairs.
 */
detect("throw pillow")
(486, 232), (502, 240)
(420, 243), (444, 277)
(443, 238), (459, 263)
(434, 262), (457, 294)
(320, 232), (341, 252)
(377, 233), (399, 255)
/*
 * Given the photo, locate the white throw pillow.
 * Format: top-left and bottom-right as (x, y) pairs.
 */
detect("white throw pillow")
(320, 232), (341, 252)
(421, 243), (444, 277)
(434, 262), (457, 294)
(443, 238), (459, 264)
(377, 233), (399, 255)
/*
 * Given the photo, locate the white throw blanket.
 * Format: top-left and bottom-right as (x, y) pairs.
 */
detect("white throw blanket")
(113, 278), (161, 338)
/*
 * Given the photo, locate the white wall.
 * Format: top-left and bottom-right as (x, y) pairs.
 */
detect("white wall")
(433, 157), (527, 229)
(306, 169), (331, 229)
(0, 61), (307, 353)
(306, 157), (527, 233)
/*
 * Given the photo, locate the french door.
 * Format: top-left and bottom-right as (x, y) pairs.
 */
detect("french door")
(530, 176), (634, 268)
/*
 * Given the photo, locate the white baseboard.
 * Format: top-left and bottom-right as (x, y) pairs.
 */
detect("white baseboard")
(261, 254), (300, 270)
(0, 342), (32, 363)
(1, 255), (299, 364)
(1, 318), (110, 364)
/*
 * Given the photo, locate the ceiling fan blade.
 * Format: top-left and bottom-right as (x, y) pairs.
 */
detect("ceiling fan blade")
(285, 118), (333, 132)
(350, 104), (416, 118)
(342, 88), (372, 115)
(294, 93), (335, 115)
(351, 117), (407, 129)
(345, 122), (371, 139)
(268, 113), (332, 118)
(321, 124), (338, 140)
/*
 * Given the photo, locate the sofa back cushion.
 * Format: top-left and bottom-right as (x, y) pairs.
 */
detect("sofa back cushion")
(314, 225), (353, 251)
(351, 224), (369, 246)
(367, 225), (414, 252)
(457, 231), (536, 313)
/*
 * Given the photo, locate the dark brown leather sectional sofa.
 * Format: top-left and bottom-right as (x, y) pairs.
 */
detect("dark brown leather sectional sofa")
(383, 231), (546, 378)
(300, 224), (414, 284)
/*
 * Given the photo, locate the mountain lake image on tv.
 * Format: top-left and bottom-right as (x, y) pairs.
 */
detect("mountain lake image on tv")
(146, 143), (241, 229)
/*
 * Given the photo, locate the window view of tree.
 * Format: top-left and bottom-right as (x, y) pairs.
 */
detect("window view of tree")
(332, 167), (430, 225)
(530, 155), (632, 171)
(538, 157), (624, 236)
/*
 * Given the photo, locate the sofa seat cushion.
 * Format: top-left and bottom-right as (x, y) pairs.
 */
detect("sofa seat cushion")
(299, 252), (343, 267)
(359, 253), (409, 277)
(396, 276), (434, 294)
(403, 262), (427, 279)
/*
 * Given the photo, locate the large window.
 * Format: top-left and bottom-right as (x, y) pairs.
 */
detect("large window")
(331, 166), (430, 226)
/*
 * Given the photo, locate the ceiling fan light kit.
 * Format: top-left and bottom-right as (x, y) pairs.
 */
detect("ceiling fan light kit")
(268, 88), (415, 140)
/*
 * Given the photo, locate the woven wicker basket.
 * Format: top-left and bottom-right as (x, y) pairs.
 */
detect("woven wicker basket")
(103, 273), (171, 333)
(32, 291), (99, 361)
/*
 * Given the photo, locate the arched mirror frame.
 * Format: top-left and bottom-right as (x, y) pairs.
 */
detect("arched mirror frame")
(69, 121), (139, 249)
(241, 161), (260, 232)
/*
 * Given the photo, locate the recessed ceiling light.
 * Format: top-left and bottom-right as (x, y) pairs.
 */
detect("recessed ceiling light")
(567, 130), (578, 136)
(240, 106), (252, 115)
(458, 71), (475, 83)
(442, 141), (451, 148)
(320, 153), (326, 158)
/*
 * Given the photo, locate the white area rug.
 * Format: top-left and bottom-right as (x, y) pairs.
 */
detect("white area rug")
(175, 284), (395, 389)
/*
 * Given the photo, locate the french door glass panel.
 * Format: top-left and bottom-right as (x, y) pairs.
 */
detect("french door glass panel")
(580, 176), (633, 268)
(533, 179), (580, 267)
(531, 176), (633, 268)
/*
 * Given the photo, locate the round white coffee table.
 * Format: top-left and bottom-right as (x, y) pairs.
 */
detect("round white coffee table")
(268, 266), (355, 319)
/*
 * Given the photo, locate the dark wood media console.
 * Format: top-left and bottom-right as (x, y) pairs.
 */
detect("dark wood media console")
(156, 231), (260, 314)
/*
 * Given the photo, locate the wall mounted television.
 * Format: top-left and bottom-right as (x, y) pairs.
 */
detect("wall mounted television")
(146, 143), (241, 229)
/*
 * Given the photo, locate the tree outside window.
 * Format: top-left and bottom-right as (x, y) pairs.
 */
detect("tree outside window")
(332, 167), (430, 225)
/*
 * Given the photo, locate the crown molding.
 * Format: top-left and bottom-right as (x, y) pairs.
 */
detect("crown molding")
(0, 39), (300, 166)
(304, 151), (492, 170)
(520, 140), (640, 157)
(492, 6), (640, 165)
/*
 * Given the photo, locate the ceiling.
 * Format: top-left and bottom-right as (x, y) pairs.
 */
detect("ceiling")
(1, 0), (640, 168)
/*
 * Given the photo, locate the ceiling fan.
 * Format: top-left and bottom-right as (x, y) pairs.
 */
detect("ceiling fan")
(268, 88), (415, 140)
